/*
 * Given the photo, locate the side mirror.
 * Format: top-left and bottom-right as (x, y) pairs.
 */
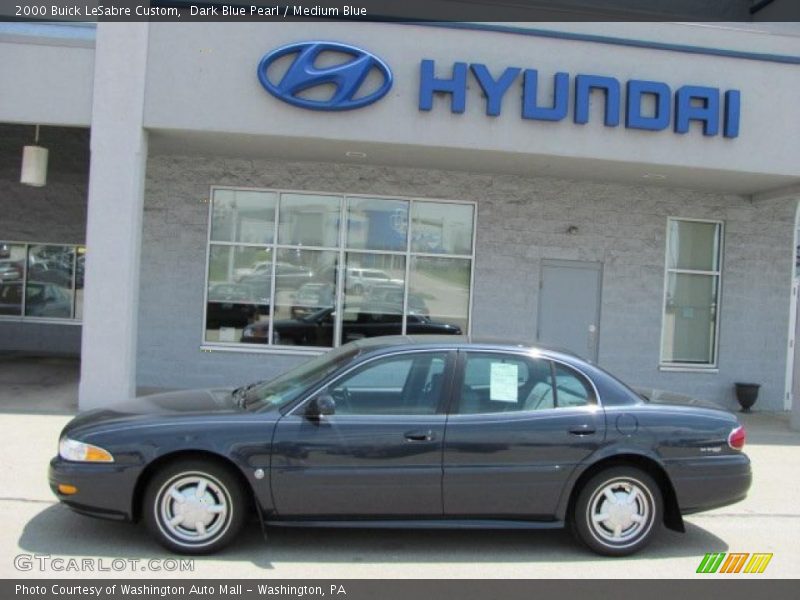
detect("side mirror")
(306, 394), (335, 418)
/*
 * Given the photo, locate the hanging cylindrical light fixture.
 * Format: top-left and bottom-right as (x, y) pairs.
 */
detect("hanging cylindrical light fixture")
(20, 125), (49, 187)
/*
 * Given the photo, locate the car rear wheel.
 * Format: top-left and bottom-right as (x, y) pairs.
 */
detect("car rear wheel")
(571, 466), (662, 556)
(143, 459), (246, 554)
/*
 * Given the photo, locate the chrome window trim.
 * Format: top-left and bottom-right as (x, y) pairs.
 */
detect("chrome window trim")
(284, 346), (603, 417)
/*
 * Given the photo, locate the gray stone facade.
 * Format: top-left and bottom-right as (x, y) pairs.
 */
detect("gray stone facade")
(137, 155), (797, 411)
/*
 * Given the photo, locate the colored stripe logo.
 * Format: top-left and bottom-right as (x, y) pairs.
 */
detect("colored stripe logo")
(697, 552), (772, 574)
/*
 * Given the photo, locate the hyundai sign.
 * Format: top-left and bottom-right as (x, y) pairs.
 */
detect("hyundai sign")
(258, 42), (740, 138)
(257, 41), (393, 111)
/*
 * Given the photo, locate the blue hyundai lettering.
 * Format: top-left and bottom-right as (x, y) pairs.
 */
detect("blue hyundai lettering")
(257, 41), (393, 111)
(419, 60), (741, 138)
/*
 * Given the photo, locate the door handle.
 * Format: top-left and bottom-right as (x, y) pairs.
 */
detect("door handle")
(404, 430), (435, 442)
(568, 425), (596, 436)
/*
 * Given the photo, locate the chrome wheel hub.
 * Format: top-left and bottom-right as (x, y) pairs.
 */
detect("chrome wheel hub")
(158, 474), (230, 544)
(587, 478), (652, 545)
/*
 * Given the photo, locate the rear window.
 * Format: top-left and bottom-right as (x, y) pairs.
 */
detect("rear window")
(553, 363), (595, 407)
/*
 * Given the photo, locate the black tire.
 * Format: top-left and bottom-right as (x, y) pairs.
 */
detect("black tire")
(143, 459), (247, 555)
(570, 466), (662, 556)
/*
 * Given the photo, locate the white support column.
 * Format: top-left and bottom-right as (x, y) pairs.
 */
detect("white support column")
(79, 23), (149, 410)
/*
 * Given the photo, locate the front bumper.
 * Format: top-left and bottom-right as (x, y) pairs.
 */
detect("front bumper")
(49, 457), (141, 521)
(668, 453), (752, 514)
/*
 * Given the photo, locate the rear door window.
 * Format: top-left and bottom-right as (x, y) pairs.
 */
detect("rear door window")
(458, 353), (553, 414)
(456, 353), (594, 414)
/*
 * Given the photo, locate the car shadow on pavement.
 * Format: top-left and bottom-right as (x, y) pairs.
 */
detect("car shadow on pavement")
(19, 504), (728, 571)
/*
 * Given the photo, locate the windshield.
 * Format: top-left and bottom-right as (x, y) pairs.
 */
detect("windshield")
(241, 345), (360, 411)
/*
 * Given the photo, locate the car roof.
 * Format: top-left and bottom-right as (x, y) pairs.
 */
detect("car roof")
(352, 335), (583, 362)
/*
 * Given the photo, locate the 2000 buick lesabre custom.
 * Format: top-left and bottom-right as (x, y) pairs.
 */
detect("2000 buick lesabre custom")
(50, 336), (751, 556)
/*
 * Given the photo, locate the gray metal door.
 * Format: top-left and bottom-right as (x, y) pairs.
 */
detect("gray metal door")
(537, 260), (603, 362)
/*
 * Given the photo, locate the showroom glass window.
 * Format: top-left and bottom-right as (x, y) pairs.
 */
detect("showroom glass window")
(660, 219), (723, 367)
(0, 241), (85, 321)
(204, 188), (475, 350)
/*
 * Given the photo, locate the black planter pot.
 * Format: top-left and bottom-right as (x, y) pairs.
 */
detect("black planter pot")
(734, 383), (760, 413)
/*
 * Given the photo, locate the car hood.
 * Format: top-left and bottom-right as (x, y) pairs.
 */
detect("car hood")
(633, 387), (731, 412)
(62, 388), (240, 435)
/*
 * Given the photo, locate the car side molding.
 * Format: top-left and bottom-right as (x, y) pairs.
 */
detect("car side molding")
(266, 518), (565, 530)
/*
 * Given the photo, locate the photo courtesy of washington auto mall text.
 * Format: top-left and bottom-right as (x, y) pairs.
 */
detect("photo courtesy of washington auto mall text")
(15, 584), (348, 598)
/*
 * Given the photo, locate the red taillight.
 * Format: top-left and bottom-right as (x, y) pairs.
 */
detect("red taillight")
(728, 425), (746, 451)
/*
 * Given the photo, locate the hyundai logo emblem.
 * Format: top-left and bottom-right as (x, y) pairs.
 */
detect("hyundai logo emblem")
(257, 41), (393, 111)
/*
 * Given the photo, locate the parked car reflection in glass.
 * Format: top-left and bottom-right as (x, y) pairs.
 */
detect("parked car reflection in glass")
(28, 245), (75, 288)
(364, 282), (429, 316)
(345, 267), (398, 295)
(290, 282), (335, 319)
(206, 283), (270, 330)
(0, 281), (72, 317)
(241, 302), (462, 347)
(0, 282), (22, 315)
(25, 245), (75, 318)
(0, 259), (24, 283)
(236, 262), (314, 290)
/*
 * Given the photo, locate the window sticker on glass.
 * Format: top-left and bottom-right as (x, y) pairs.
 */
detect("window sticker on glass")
(490, 362), (518, 403)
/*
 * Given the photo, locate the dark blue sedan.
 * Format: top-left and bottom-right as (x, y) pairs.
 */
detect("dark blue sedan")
(49, 336), (750, 556)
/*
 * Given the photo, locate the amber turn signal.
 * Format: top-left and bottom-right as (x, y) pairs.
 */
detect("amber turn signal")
(84, 446), (114, 462)
(57, 484), (78, 495)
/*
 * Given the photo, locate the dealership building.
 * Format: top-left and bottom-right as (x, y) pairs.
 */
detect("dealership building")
(1, 17), (799, 421)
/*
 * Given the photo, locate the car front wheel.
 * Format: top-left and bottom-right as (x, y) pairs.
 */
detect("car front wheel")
(571, 466), (662, 556)
(143, 459), (246, 554)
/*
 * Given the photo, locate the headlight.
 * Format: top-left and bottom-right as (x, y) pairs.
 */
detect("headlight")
(59, 437), (114, 463)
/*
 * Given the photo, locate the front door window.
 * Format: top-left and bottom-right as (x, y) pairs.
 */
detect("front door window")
(326, 352), (448, 415)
